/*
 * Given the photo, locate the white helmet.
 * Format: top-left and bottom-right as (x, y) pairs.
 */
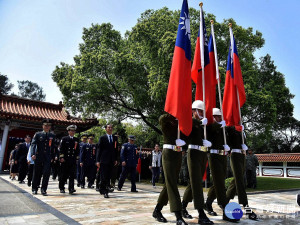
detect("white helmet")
(213, 108), (221, 116)
(192, 100), (204, 110)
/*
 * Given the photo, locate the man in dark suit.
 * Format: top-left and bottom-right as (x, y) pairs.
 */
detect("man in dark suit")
(96, 124), (118, 198)
(59, 125), (80, 194)
(16, 135), (31, 184)
(31, 119), (56, 196)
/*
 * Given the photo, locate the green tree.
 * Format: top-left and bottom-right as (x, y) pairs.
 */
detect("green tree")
(17, 80), (46, 101)
(0, 73), (14, 94)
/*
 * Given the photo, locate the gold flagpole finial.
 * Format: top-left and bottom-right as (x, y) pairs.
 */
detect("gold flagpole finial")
(228, 23), (232, 27)
(210, 20), (214, 24)
(199, 2), (203, 7)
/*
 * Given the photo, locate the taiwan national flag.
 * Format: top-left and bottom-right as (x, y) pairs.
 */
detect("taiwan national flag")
(222, 34), (246, 127)
(191, 12), (217, 124)
(164, 0), (192, 136)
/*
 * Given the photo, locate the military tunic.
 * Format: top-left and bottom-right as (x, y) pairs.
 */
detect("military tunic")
(182, 118), (208, 209)
(157, 114), (186, 212)
(59, 136), (80, 191)
(31, 131), (56, 192)
(226, 127), (248, 206)
(207, 122), (228, 208)
(80, 143), (97, 187)
(118, 142), (138, 192)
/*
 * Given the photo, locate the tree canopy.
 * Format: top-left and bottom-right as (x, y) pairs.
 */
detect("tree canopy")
(17, 80), (46, 101)
(52, 7), (297, 151)
(0, 73), (14, 94)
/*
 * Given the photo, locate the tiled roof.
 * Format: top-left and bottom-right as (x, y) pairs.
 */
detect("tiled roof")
(0, 94), (98, 126)
(256, 153), (300, 162)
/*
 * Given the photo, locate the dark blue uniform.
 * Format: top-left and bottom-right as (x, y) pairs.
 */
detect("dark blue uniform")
(59, 136), (80, 192)
(80, 143), (97, 187)
(31, 131), (56, 193)
(77, 142), (86, 186)
(118, 143), (138, 192)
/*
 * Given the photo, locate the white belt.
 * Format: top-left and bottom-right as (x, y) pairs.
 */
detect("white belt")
(210, 149), (228, 155)
(163, 144), (182, 152)
(188, 144), (208, 152)
(231, 149), (243, 154)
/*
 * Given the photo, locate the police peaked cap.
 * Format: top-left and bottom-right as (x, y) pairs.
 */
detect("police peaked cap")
(81, 134), (88, 139)
(88, 134), (95, 139)
(128, 135), (136, 140)
(67, 125), (77, 131)
(42, 118), (53, 125)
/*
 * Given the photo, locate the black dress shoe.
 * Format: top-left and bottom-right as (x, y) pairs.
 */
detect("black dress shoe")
(204, 202), (217, 216)
(182, 209), (193, 219)
(152, 209), (167, 223)
(117, 187), (121, 191)
(108, 187), (114, 192)
(88, 185), (94, 189)
(104, 193), (109, 198)
(28, 182), (31, 187)
(96, 188), (99, 192)
(223, 213), (239, 223)
(32, 190), (37, 195)
(60, 189), (65, 193)
(131, 190), (138, 192)
(77, 183), (80, 187)
(81, 185), (85, 189)
(247, 211), (258, 220)
(69, 189), (76, 194)
(19, 181), (25, 184)
(198, 217), (214, 225)
(41, 190), (47, 196)
(176, 218), (188, 225)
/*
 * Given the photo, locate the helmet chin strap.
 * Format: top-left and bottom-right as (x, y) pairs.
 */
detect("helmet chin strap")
(196, 109), (203, 119)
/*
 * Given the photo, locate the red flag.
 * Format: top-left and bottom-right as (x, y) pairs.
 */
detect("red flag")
(202, 161), (209, 181)
(222, 30), (246, 126)
(191, 20), (217, 124)
(136, 158), (141, 174)
(164, 0), (192, 136)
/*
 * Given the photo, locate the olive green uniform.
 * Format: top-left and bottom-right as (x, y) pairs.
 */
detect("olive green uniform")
(207, 122), (228, 208)
(157, 114), (186, 212)
(182, 118), (207, 209)
(226, 127), (248, 206)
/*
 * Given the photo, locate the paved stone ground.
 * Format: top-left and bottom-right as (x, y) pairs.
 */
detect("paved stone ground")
(0, 174), (299, 224)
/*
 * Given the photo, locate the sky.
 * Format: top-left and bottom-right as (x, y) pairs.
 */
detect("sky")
(0, 0), (299, 120)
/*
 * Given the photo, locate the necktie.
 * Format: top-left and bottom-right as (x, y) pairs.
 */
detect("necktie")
(109, 135), (113, 143)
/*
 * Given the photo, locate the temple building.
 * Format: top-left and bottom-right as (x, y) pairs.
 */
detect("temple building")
(0, 94), (98, 171)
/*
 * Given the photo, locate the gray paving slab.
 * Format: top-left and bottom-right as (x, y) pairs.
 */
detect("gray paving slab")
(1, 174), (300, 224)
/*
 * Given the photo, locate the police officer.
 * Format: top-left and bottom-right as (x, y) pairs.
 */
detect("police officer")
(80, 134), (97, 188)
(117, 135), (138, 192)
(205, 108), (236, 222)
(152, 113), (187, 225)
(181, 100), (213, 225)
(77, 134), (88, 187)
(31, 119), (56, 196)
(226, 125), (258, 220)
(59, 125), (79, 194)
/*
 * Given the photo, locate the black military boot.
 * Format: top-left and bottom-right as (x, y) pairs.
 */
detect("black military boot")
(222, 210), (239, 223)
(244, 205), (258, 221)
(181, 200), (193, 219)
(152, 204), (167, 223)
(198, 209), (214, 225)
(174, 211), (187, 225)
(204, 198), (217, 216)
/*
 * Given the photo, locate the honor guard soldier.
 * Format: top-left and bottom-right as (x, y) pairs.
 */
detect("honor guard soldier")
(77, 134), (88, 187)
(80, 134), (97, 188)
(31, 119), (56, 196)
(152, 113), (187, 225)
(205, 108), (236, 222)
(181, 100), (213, 225)
(59, 125), (80, 194)
(117, 135), (138, 192)
(226, 125), (258, 220)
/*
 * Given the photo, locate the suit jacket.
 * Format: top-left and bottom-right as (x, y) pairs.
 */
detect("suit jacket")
(16, 142), (30, 163)
(96, 134), (118, 165)
(31, 131), (56, 163)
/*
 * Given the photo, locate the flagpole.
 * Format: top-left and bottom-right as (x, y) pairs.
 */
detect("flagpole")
(139, 145), (142, 182)
(199, 2), (207, 139)
(228, 23), (245, 144)
(211, 20), (227, 146)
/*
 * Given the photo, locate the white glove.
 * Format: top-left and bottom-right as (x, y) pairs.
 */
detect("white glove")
(219, 120), (226, 128)
(241, 144), (248, 151)
(201, 118), (208, 125)
(176, 139), (186, 147)
(202, 139), (212, 147)
(223, 144), (230, 151)
(241, 125), (244, 131)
